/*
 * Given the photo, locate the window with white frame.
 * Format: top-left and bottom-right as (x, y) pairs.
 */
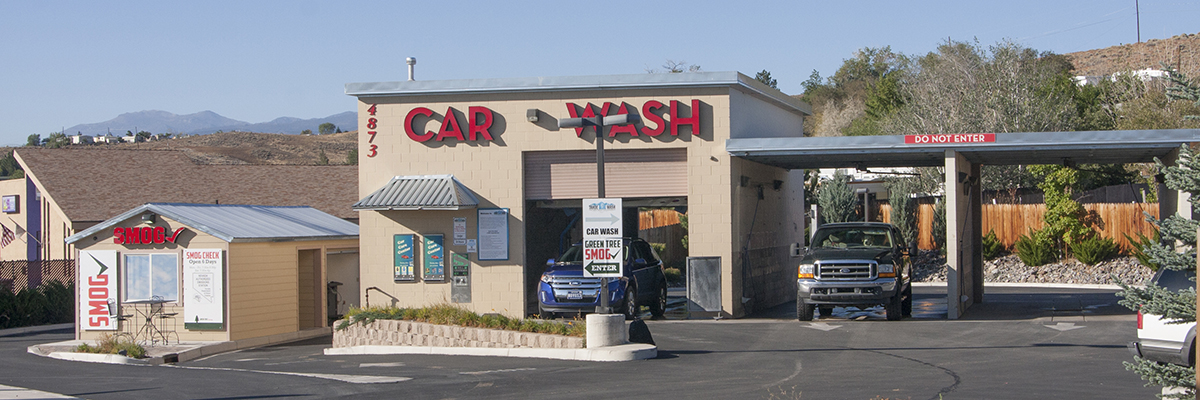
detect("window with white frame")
(123, 253), (179, 302)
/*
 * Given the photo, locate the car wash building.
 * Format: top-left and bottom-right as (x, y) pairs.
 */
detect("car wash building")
(346, 72), (811, 318)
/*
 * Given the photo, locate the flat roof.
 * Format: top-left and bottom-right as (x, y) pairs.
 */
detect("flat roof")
(726, 129), (1200, 169)
(345, 71), (811, 116)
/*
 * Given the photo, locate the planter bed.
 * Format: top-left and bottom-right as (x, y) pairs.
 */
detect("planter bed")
(332, 319), (585, 349)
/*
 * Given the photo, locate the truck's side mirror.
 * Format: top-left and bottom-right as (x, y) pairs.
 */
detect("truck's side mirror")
(546, 258), (556, 266)
(790, 243), (805, 257)
(908, 242), (919, 256)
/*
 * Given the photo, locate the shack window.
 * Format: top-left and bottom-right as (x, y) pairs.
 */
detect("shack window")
(123, 253), (179, 302)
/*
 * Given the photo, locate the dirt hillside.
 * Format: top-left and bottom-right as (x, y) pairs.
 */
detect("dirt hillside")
(1065, 32), (1200, 78)
(109, 131), (357, 165)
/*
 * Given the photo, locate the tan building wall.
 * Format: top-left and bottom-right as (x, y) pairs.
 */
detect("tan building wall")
(356, 77), (806, 318)
(0, 177), (77, 262)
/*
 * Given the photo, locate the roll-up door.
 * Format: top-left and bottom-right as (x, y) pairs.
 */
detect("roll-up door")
(524, 148), (688, 200)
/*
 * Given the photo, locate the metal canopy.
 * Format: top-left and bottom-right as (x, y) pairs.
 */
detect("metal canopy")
(725, 129), (1200, 169)
(354, 174), (480, 211)
(66, 203), (359, 244)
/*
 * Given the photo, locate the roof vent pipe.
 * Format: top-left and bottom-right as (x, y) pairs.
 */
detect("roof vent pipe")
(406, 57), (416, 81)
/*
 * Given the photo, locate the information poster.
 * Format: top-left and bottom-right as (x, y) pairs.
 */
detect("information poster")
(394, 234), (416, 282)
(183, 249), (224, 330)
(424, 234), (445, 281)
(453, 217), (467, 245)
(79, 250), (118, 331)
(477, 208), (509, 261)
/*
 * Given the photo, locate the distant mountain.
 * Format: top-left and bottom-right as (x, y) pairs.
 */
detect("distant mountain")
(63, 110), (357, 136)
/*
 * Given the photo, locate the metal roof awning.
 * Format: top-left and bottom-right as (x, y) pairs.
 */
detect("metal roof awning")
(66, 203), (359, 244)
(354, 174), (480, 211)
(725, 129), (1200, 170)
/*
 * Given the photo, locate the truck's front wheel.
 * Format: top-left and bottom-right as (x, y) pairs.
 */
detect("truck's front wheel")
(797, 294), (815, 321)
(885, 292), (903, 321)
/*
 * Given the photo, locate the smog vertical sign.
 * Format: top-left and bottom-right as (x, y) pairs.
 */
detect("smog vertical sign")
(582, 198), (622, 278)
(79, 250), (118, 331)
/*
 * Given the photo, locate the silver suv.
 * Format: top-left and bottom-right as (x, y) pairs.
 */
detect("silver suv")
(1129, 267), (1196, 366)
(796, 222), (914, 321)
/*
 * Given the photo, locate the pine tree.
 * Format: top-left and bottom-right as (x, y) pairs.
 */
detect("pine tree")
(1117, 66), (1200, 399)
(818, 170), (859, 223)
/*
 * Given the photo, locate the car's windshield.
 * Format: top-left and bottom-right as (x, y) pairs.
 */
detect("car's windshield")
(557, 245), (583, 263)
(812, 227), (893, 249)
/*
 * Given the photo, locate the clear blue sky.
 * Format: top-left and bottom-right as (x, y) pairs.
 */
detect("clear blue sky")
(2, 0), (1196, 146)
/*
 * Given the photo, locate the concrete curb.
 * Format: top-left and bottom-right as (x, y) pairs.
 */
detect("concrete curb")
(324, 343), (657, 362)
(912, 281), (1128, 290)
(0, 323), (73, 338)
(27, 326), (333, 366)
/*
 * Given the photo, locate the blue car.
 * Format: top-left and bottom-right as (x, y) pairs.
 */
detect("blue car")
(538, 238), (668, 320)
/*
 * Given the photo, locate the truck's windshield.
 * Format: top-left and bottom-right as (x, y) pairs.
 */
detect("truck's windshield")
(812, 227), (893, 249)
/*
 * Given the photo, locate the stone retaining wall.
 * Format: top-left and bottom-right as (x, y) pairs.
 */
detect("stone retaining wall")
(332, 319), (585, 349)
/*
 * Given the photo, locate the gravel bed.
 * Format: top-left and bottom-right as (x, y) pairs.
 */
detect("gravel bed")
(911, 251), (1154, 286)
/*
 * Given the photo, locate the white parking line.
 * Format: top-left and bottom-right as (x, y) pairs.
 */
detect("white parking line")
(459, 367), (536, 375)
(168, 365), (410, 384)
(0, 384), (76, 399)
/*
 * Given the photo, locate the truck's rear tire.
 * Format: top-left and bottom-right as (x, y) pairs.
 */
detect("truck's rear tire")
(797, 295), (815, 321)
(901, 286), (913, 317)
(885, 292), (903, 321)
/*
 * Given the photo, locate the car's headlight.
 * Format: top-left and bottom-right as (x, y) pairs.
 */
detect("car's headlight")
(877, 264), (895, 278)
(540, 274), (552, 283)
(798, 263), (815, 279)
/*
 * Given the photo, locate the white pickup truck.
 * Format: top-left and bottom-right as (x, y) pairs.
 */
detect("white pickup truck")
(1129, 267), (1196, 367)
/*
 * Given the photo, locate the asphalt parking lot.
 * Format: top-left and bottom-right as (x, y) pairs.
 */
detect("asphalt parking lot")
(0, 285), (1159, 399)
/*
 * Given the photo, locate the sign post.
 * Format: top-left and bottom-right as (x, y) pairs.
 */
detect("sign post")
(583, 198), (622, 313)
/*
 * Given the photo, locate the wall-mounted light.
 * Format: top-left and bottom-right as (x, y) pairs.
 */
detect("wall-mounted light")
(141, 213), (156, 224)
(526, 109), (539, 122)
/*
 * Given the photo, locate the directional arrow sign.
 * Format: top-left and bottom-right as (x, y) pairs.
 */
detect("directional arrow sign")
(583, 198), (622, 278)
(804, 322), (843, 332)
(1044, 322), (1085, 331)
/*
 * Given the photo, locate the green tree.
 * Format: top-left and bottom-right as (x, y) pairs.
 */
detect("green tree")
(346, 149), (358, 165)
(301, 129), (313, 135)
(817, 170), (858, 223)
(317, 150), (329, 165)
(885, 177), (919, 245)
(42, 133), (68, 148)
(754, 70), (778, 89)
(1116, 66), (1200, 399)
(1030, 165), (1099, 257)
(319, 123), (336, 135)
(26, 134), (40, 147)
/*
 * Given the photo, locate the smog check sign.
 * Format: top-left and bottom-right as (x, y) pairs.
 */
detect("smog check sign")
(583, 198), (622, 278)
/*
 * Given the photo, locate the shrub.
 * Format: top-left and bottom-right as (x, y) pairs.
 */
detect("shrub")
(664, 267), (683, 286)
(982, 230), (1004, 260)
(1015, 229), (1058, 267)
(1123, 230), (1160, 271)
(337, 304), (585, 337)
(1073, 236), (1119, 265)
(75, 334), (146, 358)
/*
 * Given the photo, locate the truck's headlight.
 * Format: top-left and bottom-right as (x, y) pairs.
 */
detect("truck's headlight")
(877, 264), (895, 278)
(798, 264), (815, 279)
(540, 274), (552, 283)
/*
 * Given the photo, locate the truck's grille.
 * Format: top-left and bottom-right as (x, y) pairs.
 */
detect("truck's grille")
(816, 261), (876, 280)
(548, 276), (602, 302)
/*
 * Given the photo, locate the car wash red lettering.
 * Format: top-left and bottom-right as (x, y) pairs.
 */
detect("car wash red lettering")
(566, 100), (699, 138)
(405, 106), (496, 143)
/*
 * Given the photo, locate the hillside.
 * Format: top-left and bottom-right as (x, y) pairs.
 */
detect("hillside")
(107, 131), (357, 165)
(1065, 32), (1200, 78)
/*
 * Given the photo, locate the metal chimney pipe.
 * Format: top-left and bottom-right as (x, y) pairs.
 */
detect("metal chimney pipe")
(406, 57), (416, 81)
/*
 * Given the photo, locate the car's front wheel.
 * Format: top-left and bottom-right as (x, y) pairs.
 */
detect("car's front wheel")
(885, 291), (903, 321)
(623, 285), (638, 320)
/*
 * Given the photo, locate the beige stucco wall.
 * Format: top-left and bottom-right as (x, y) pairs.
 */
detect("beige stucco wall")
(0, 177), (78, 262)
(357, 83), (805, 318)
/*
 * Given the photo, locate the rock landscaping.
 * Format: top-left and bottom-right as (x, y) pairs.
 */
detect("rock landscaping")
(911, 250), (1154, 286)
(332, 319), (585, 350)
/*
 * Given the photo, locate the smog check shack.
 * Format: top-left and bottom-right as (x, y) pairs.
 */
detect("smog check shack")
(67, 203), (358, 343)
(347, 71), (811, 318)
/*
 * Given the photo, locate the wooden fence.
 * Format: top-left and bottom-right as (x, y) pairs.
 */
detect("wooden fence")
(881, 203), (1158, 252)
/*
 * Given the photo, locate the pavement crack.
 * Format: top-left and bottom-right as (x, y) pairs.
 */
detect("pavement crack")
(849, 347), (960, 399)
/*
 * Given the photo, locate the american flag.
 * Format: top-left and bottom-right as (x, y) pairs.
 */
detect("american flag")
(1, 224), (13, 248)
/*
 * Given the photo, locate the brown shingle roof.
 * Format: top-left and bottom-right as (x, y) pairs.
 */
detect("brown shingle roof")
(15, 148), (358, 222)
